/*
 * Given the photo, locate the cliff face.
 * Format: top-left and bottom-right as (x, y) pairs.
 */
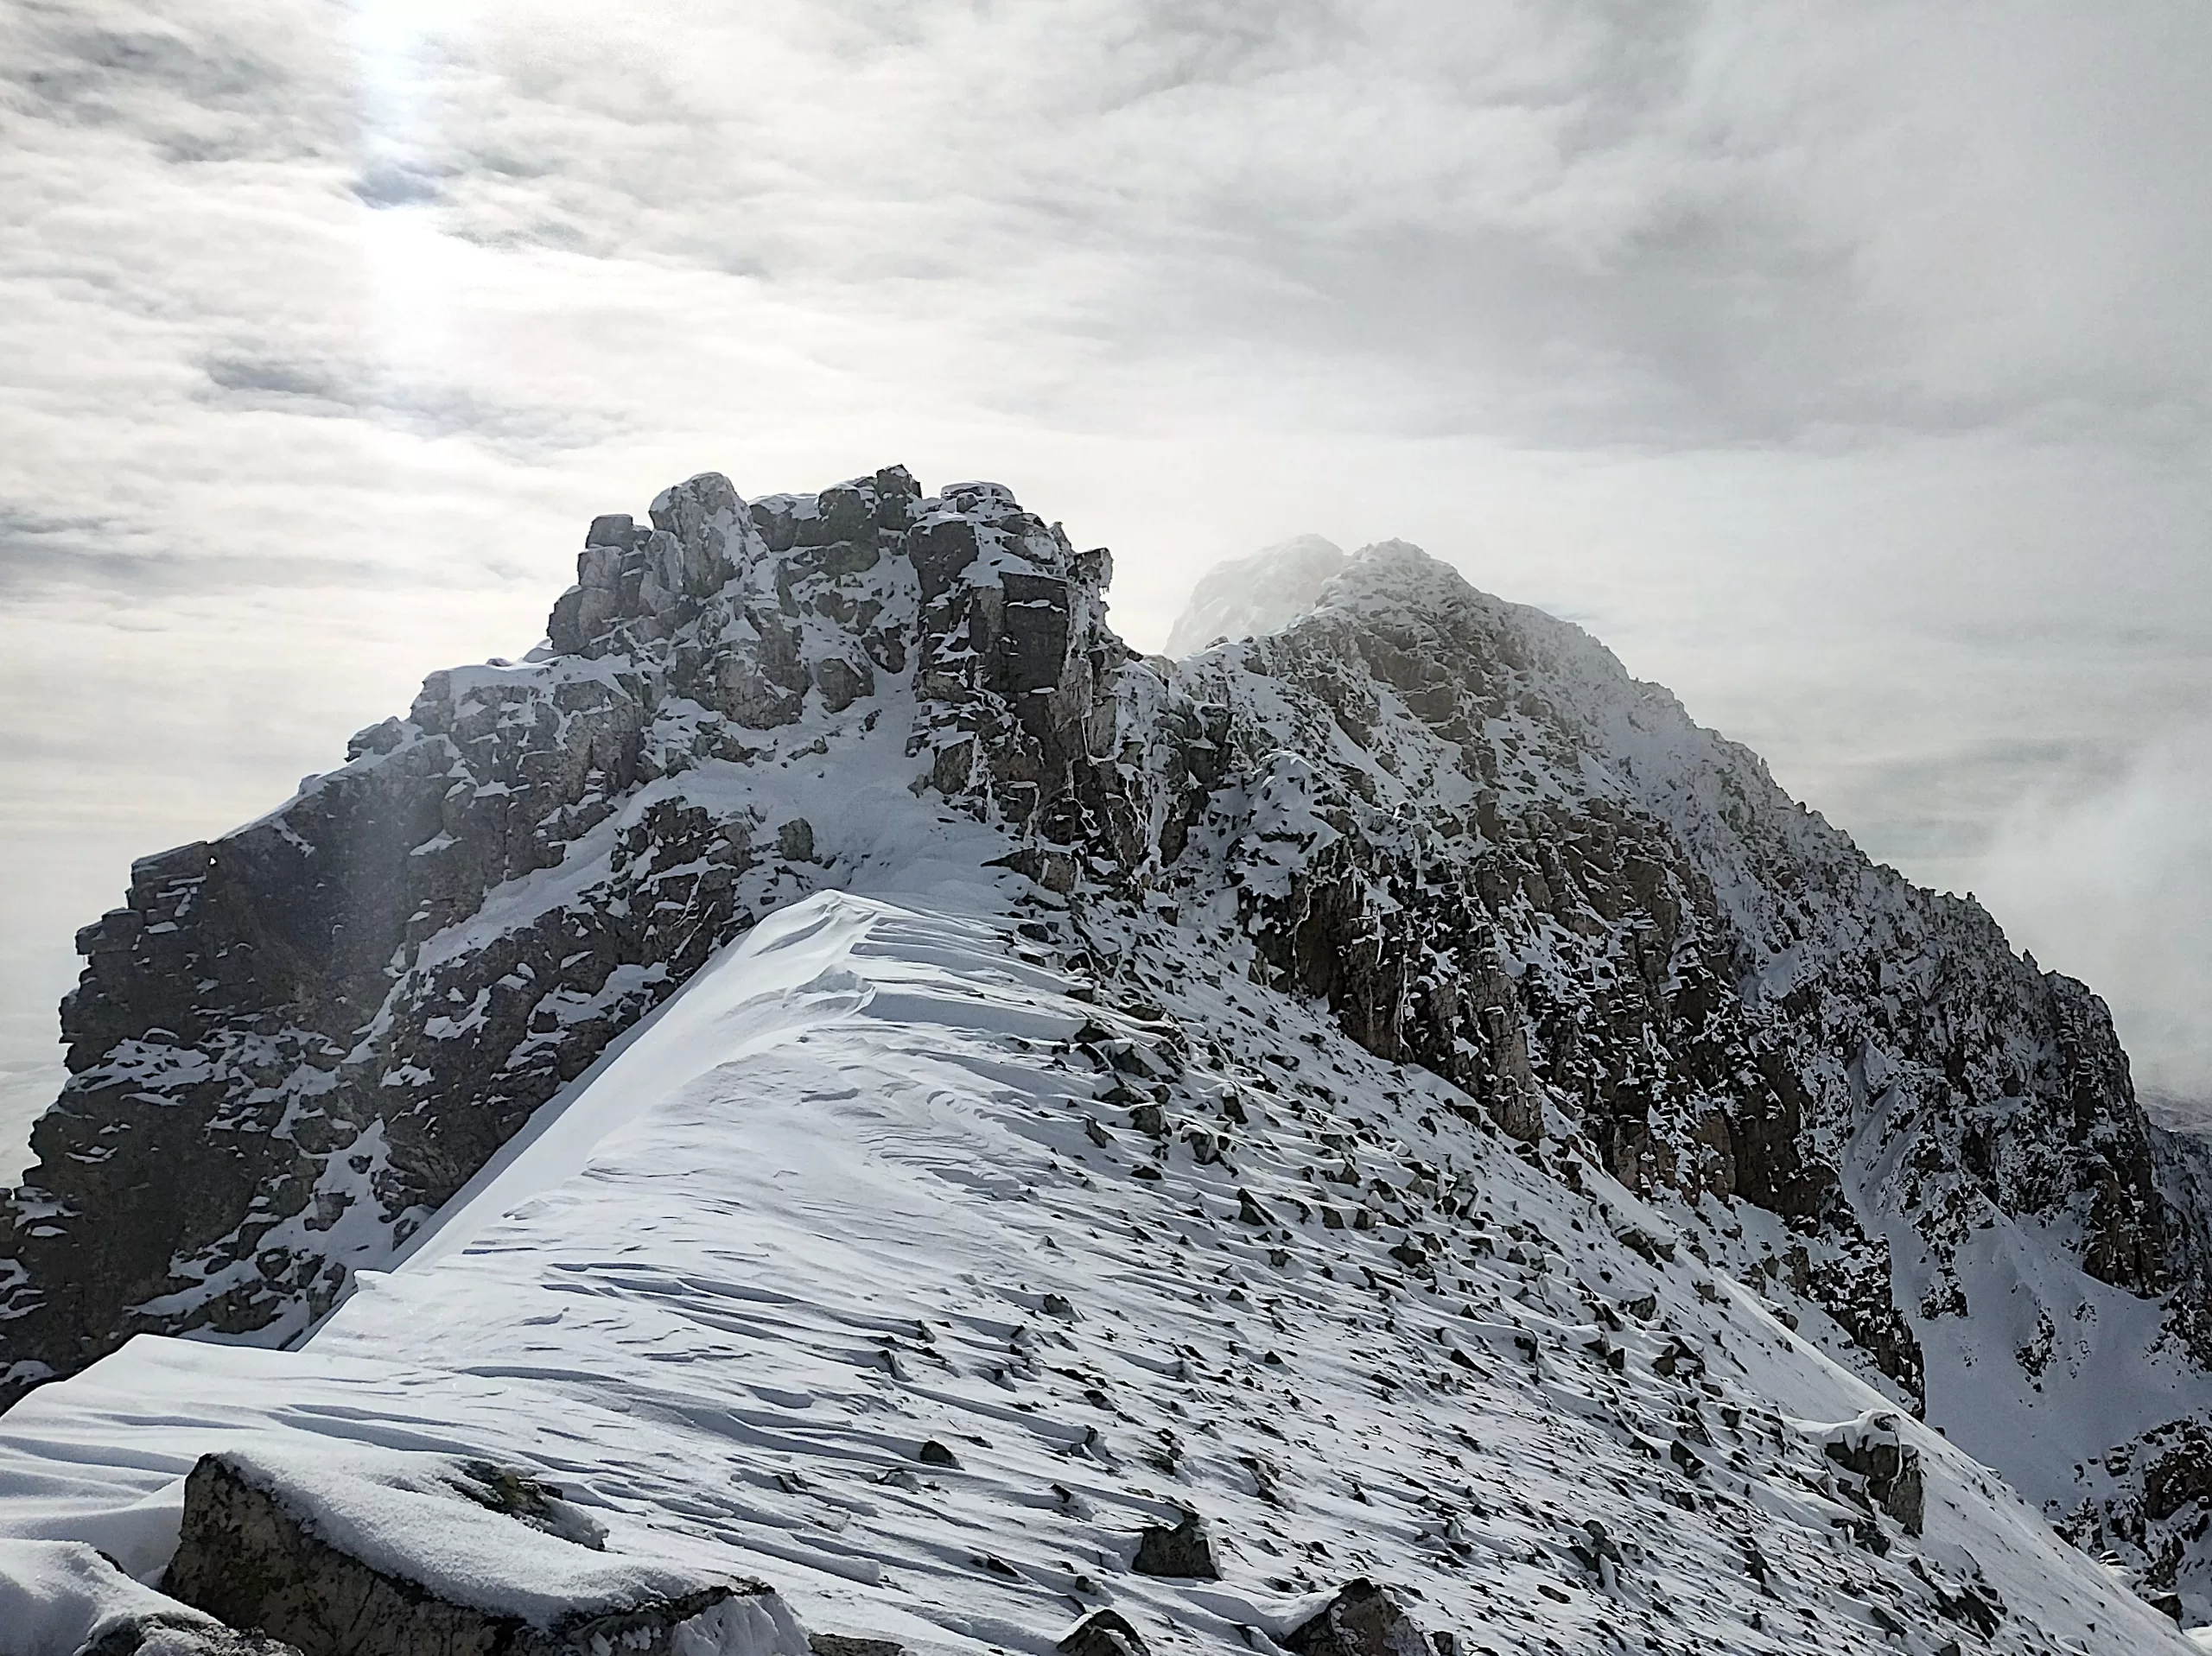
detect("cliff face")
(5, 466), (1161, 1387)
(3, 463), (2205, 1608)
(1171, 543), (2168, 1408)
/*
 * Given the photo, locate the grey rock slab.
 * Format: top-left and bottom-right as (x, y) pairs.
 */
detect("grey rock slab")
(163, 1449), (801, 1656)
(78, 1619), (304, 1656)
(806, 1637), (904, 1656)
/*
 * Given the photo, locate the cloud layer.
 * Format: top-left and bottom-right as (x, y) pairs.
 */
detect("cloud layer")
(1974, 730), (2212, 1114)
(3, 0), (2209, 1168)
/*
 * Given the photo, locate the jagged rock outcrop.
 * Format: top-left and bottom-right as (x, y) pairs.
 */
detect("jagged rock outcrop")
(4, 460), (2208, 1615)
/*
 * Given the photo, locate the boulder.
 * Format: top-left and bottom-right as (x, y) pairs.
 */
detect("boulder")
(163, 1447), (806, 1656)
(1130, 1509), (1218, 1579)
(1055, 1609), (1149, 1656)
(1816, 1413), (1925, 1535)
(1281, 1581), (1428, 1656)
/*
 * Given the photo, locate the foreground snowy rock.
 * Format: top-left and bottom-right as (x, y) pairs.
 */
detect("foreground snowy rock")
(0, 894), (2189, 1652)
(0, 1539), (299, 1656)
(2, 460), (2209, 1644)
(164, 1445), (797, 1656)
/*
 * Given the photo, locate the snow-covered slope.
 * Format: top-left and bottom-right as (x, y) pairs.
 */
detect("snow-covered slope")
(1, 889), (2185, 1655)
(7, 466), (2212, 1646)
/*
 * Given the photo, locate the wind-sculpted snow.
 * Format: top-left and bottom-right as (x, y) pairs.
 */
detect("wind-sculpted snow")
(4, 462), (2212, 1634)
(0, 892), (2187, 1654)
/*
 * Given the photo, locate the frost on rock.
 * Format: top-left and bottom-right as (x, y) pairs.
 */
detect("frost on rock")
(3, 462), (2211, 1640)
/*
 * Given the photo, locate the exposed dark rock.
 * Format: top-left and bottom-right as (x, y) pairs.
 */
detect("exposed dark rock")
(2057, 1412), (2212, 1609)
(1056, 1608), (1150, 1656)
(917, 1439), (960, 1468)
(809, 1635), (905, 1656)
(78, 1617), (305, 1656)
(1820, 1415), (1925, 1535)
(1131, 1509), (1218, 1578)
(2138, 1418), (2212, 1523)
(1281, 1580), (1428, 1656)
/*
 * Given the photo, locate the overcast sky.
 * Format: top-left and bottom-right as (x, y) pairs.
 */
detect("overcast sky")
(4, 0), (2209, 1167)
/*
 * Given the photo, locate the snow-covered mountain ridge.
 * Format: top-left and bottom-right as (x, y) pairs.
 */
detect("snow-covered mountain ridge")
(0, 890), (2190, 1654)
(3, 463), (2210, 1646)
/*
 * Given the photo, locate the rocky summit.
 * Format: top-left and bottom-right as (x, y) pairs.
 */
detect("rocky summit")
(2, 465), (2209, 1652)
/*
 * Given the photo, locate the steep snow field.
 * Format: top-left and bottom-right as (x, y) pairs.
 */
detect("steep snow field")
(0, 889), (2183, 1654)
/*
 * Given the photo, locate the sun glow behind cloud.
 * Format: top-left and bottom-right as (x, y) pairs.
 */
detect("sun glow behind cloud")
(348, 0), (467, 402)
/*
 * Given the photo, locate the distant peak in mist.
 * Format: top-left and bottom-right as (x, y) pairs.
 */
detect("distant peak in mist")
(1163, 533), (1346, 657)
